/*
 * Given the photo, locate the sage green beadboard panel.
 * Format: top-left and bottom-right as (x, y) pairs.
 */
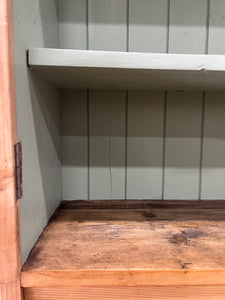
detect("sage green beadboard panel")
(89, 91), (126, 200)
(201, 93), (225, 199)
(201, 1), (225, 199)
(127, 92), (164, 199)
(164, 93), (202, 199)
(88, 1), (127, 199)
(127, 1), (167, 199)
(57, 0), (225, 201)
(61, 91), (88, 200)
(165, 0), (207, 199)
(128, 0), (168, 53)
(88, 0), (127, 51)
(201, 92), (225, 199)
(208, 0), (225, 54)
(58, 0), (87, 49)
(168, 0), (208, 54)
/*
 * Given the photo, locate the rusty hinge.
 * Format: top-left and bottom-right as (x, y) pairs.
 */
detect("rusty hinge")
(14, 142), (23, 200)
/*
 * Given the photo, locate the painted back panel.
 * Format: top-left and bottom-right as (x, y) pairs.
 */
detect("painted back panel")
(59, 0), (225, 201)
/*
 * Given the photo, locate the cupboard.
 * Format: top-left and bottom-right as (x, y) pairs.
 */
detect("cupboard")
(1, 0), (225, 299)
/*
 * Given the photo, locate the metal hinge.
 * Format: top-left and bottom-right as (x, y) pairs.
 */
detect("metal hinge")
(14, 142), (23, 200)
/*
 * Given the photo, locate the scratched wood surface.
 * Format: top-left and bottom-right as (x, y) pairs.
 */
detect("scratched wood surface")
(22, 200), (225, 287)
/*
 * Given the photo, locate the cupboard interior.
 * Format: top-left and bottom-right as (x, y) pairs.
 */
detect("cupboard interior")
(13, 0), (225, 293)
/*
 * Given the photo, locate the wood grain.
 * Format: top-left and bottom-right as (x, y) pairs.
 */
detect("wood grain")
(23, 286), (225, 300)
(0, 281), (21, 300)
(0, 0), (21, 292)
(22, 201), (225, 287)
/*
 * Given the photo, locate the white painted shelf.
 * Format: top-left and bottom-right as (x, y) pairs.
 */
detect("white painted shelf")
(28, 48), (225, 91)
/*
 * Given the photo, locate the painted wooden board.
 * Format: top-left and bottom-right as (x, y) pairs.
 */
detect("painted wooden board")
(28, 48), (225, 91)
(129, 0), (168, 53)
(22, 200), (225, 287)
(208, 0), (225, 54)
(127, 0), (167, 200)
(201, 92), (225, 199)
(61, 90), (88, 200)
(58, 0), (87, 49)
(88, 0), (127, 51)
(201, 1), (225, 199)
(169, 0), (208, 54)
(127, 92), (164, 199)
(164, 92), (202, 199)
(24, 286), (225, 300)
(89, 91), (126, 199)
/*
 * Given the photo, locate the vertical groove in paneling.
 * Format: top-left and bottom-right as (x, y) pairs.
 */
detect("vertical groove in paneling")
(126, 0), (129, 52)
(87, 91), (90, 200)
(205, 0), (211, 54)
(124, 92), (128, 199)
(198, 94), (206, 200)
(166, 0), (171, 53)
(162, 93), (168, 200)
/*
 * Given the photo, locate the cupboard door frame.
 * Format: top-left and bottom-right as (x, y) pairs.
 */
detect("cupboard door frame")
(0, 0), (21, 299)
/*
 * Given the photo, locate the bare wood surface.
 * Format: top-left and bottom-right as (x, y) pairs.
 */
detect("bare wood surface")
(0, 281), (21, 300)
(24, 286), (225, 300)
(22, 200), (225, 287)
(0, 0), (21, 293)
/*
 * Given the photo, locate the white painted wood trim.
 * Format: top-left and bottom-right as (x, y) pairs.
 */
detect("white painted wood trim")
(28, 48), (225, 71)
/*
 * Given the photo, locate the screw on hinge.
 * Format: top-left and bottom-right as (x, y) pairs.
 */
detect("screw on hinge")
(14, 142), (23, 200)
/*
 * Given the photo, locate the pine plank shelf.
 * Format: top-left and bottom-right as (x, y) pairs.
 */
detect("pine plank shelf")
(28, 48), (225, 91)
(22, 200), (225, 292)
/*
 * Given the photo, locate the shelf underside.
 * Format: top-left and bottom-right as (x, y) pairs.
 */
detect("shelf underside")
(22, 200), (225, 288)
(28, 48), (225, 91)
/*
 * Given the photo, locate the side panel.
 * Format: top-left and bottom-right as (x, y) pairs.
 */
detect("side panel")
(13, 0), (61, 264)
